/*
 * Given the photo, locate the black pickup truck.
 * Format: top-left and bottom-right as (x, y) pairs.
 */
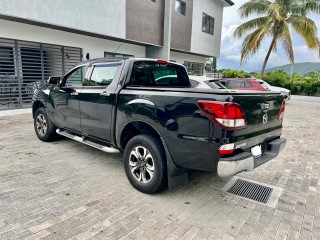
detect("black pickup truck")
(32, 58), (286, 193)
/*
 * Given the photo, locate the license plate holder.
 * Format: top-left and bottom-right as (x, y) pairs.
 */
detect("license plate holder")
(251, 145), (262, 158)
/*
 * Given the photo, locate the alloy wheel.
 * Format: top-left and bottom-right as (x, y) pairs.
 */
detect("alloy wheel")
(36, 114), (47, 136)
(129, 146), (155, 183)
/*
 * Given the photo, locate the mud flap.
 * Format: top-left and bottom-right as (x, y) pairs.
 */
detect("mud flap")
(160, 137), (188, 190)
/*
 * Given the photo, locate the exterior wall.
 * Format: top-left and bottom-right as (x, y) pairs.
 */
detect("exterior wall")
(0, 0), (126, 39)
(170, 0), (193, 52)
(0, 20), (146, 60)
(170, 51), (206, 65)
(126, 0), (165, 46)
(190, 0), (224, 57)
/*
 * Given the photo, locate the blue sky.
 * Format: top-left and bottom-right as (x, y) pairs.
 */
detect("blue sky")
(218, 0), (320, 72)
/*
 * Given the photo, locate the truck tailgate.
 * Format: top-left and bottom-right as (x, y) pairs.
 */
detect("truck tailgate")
(232, 93), (284, 138)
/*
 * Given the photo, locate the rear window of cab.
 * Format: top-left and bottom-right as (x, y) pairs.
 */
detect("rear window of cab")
(129, 61), (190, 87)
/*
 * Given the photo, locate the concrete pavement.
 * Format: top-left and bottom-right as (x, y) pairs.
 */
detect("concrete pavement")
(0, 99), (319, 239)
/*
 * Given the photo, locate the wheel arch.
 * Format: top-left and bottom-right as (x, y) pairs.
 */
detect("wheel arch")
(120, 121), (162, 150)
(32, 100), (45, 118)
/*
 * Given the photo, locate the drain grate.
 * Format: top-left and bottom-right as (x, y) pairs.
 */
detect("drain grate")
(223, 177), (283, 207)
(226, 179), (273, 204)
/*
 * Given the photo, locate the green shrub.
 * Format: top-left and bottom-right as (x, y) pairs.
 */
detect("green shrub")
(219, 69), (320, 96)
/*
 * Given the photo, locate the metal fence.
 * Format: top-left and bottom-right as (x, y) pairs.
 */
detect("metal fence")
(0, 37), (82, 110)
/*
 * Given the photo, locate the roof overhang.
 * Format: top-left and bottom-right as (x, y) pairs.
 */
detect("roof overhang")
(223, 0), (234, 6)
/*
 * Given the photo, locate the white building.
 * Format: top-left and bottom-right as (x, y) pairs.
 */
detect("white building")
(0, 0), (233, 109)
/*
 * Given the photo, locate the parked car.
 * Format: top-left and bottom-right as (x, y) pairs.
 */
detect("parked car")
(189, 75), (226, 89)
(258, 80), (291, 100)
(32, 58), (286, 193)
(220, 78), (267, 91)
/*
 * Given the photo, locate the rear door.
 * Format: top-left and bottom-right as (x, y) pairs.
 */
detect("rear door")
(79, 62), (122, 141)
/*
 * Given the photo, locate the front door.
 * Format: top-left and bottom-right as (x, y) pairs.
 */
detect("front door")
(51, 65), (89, 132)
(79, 62), (121, 141)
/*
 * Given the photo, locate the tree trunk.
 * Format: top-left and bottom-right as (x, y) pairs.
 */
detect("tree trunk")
(261, 36), (277, 79)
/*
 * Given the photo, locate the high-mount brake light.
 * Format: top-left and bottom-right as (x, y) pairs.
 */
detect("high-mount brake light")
(196, 101), (247, 130)
(278, 100), (286, 120)
(156, 60), (168, 64)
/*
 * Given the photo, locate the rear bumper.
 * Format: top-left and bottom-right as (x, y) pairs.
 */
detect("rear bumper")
(217, 137), (286, 177)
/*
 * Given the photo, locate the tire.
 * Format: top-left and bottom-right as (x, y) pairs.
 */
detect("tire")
(34, 107), (57, 142)
(124, 134), (167, 193)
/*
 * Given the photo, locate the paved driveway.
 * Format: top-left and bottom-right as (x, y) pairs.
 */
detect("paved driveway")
(0, 99), (319, 240)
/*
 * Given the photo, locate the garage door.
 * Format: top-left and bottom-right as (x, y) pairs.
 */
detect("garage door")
(0, 37), (82, 110)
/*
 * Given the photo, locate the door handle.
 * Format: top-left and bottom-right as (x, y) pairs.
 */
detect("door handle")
(71, 92), (78, 96)
(100, 91), (110, 97)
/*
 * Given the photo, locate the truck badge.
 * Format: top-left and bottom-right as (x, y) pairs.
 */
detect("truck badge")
(263, 114), (268, 124)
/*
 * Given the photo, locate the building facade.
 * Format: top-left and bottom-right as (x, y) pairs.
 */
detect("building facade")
(0, 0), (233, 109)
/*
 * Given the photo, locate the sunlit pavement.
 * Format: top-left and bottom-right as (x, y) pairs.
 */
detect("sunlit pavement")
(0, 98), (319, 240)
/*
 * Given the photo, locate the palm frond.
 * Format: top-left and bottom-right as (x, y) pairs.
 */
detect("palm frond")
(290, 16), (320, 51)
(292, 0), (320, 15)
(239, 0), (272, 18)
(234, 16), (271, 38)
(306, 0), (320, 14)
(240, 25), (270, 63)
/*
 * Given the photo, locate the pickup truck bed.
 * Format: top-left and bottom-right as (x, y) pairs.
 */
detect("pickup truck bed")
(32, 58), (286, 193)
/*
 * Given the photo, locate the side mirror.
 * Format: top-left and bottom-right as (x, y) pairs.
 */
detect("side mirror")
(48, 76), (61, 85)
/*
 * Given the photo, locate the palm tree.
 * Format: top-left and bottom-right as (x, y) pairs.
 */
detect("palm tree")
(234, 0), (320, 79)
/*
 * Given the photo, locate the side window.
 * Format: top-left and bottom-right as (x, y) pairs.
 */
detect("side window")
(220, 81), (226, 86)
(86, 64), (120, 86)
(65, 66), (88, 87)
(229, 81), (244, 88)
(190, 80), (200, 88)
(245, 81), (253, 88)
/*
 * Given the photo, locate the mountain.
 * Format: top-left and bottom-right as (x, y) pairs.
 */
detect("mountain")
(266, 62), (320, 75)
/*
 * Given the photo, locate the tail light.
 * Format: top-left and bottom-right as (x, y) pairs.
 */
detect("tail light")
(196, 101), (247, 130)
(278, 100), (285, 120)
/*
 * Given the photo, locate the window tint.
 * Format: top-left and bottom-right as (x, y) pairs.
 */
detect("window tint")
(65, 65), (88, 87)
(175, 0), (186, 15)
(219, 81), (226, 86)
(206, 80), (225, 89)
(86, 64), (120, 86)
(202, 13), (215, 35)
(190, 80), (200, 88)
(129, 61), (190, 87)
(245, 81), (253, 88)
(229, 80), (245, 88)
(260, 81), (270, 90)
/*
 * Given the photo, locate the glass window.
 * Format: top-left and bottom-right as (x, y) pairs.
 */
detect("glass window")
(87, 64), (120, 86)
(175, 0), (186, 15)
(129, 61), (189, 87)
(104, 52), (133, 59)
(206, 80), (226, 89)
(245, 81), (253, 88)
(65, 65), (88, 87)
(183, 61), (204, 76)
(260, 81), (270, 90)
(202, 13), (215, 35)
(219, 81), (226, 86)
(0, 46), (15, 75)
(190, 80), (200, 88)
(229, 80), (245, 88)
